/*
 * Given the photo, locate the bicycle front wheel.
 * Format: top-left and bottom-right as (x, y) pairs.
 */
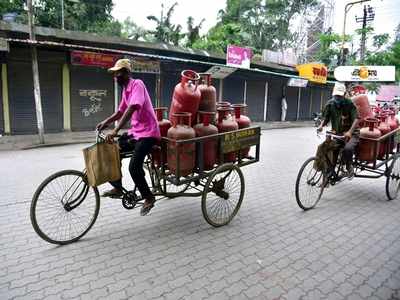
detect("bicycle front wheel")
(295, 157), (325, 210)
(30, 170), (100, 245)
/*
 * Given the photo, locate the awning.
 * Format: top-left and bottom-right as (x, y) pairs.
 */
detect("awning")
(6, 38), (336, 83)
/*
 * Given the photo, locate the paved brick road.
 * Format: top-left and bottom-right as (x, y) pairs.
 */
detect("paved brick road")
(1, 127), (399, 300)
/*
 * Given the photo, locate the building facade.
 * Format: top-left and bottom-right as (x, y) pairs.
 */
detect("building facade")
(0, 21), (334, 135)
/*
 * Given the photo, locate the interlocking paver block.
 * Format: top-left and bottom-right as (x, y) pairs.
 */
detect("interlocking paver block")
(61, 283), (90, 299)
(244, 283), (264, 298)
(1, 129), (400, 300)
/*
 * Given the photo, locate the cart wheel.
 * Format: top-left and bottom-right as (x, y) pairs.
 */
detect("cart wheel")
(295, 157), (325, 210)
(202, 163), (244, 227)
(30, 170), (100, 245)
(386, 154), (400, 200)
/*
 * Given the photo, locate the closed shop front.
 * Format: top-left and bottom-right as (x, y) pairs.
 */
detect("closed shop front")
(285, 86), (299, 121)
(0, 67), (3, 134)
(132, 72), (157, 104)
(8, 47), (64, 134)
(246, 80), (266, 122)
(70, 66), (114, 131)
(223, 76), (245, 104)
(160, 71), (179, 108)
(322, 86), (333, 106)
(266, 77), (286, 121)
(312, 87), (323, 112)
(299, 87), (311, 120)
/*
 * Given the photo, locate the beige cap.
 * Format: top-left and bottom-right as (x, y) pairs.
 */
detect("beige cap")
(332, 82), (346, 96)
(108, 58), (132, 72)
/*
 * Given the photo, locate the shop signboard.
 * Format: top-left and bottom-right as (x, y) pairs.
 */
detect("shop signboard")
(296, 63), (327, 84)
(334, 66), (395, 82)
(71, 50), (121, 68)
(226, 45), (252, 69)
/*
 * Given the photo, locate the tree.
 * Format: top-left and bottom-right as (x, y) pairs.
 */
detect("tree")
(186, 16), (205, 48)
(0, 0), (26, 23)
(121, 17), (150, 41)
(0, 0), (122, 36)
(192, 23), (248, 53)
(395, 24), (400, 43)
(197, 0), (319, 54)
(147, 2), (183, 45)
(315, 32), (342, 67)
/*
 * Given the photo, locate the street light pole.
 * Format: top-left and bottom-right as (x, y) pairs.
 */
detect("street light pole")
(340, 0), (371, 65)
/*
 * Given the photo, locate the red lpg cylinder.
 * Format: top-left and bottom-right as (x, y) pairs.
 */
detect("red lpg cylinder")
(169, 70), (201, 126)
(216, 101), (232, 121)
(167, 112), (196, 177)
(198, 73), (217, 112)
(388, 112), (399, 151)
(232, 104), (251, 158)
(378, 115), (391, 158)
(152, 107), (171, 167)
(217, 107), (239, 162)
(358, 118), (381, 162)
(352, 94), (373, 121)
(193, 111), (218, 170)
(388, 112), (398, 131)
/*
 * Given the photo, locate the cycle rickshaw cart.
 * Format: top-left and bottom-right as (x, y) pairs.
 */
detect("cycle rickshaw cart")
(30, 126), (261, 245)
(295, 127), (400, 210)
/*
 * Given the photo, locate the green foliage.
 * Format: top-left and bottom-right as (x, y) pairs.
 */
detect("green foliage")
(314, 33), (351, 68)
(192, 22), (249, 53)
(372, 34), (390, 50)
(0, 0), (24, 14)
(195, 0), (319, 54)
(146, 2), (184, 46)
(316, 25), (399, 84)
(0, 0), (122, 36)
(121, 17), (150, 41)
(0, 0), (26, 23)
(395, 23), (400, 43)
(186, 16), (205, 48)
(354, 26), (374, 37)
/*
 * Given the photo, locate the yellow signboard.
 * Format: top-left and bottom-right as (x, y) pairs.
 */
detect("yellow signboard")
(296, 63), (327, 84)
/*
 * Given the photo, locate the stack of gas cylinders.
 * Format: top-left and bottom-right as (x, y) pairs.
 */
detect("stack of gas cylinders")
(352, 94), (399, 162)
(152, 70), (252, 176)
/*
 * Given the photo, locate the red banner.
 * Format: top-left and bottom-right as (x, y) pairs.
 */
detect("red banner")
(71, 50), (121, 68)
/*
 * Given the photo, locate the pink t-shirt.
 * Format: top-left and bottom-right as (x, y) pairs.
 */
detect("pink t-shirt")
(118, 79), (160, 139)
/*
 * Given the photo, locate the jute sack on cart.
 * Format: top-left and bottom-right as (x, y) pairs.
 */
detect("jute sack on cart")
(313, 139), (341, 172)
(83, 142), (121, 187)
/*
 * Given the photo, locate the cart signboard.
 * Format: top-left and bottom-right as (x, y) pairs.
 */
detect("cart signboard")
(221, 127), (261, 154)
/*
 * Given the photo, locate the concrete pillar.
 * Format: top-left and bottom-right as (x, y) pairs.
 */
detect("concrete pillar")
(1, 64), (10, 134)
(218, 79), (223, 101)
(62, 63), (71, 131)
(263, 82), (268, 122)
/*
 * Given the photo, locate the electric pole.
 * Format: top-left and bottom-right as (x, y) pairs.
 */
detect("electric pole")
(339, 0), (371, 66)
(27, 0), (45, 144)
(356, 5), (375, 63)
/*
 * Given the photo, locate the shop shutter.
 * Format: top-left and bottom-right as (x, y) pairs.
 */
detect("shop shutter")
(246, 80), (266, 122)
(8, 61), (63, 134)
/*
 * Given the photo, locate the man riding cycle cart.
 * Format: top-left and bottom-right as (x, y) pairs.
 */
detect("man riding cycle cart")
(296, 82), (400, 210)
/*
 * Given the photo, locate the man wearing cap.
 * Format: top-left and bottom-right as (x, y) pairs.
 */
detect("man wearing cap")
(317, 82), (360, 177)
(96, 59), (161, 216)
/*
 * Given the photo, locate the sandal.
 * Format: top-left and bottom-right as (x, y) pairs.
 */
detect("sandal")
(140, 198), (156, 216)
(101, 188), (123, 198)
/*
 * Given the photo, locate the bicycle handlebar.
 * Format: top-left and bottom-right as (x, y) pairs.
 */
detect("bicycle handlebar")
(95, 130), (121, 143)
(316, 130), (345, 141)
